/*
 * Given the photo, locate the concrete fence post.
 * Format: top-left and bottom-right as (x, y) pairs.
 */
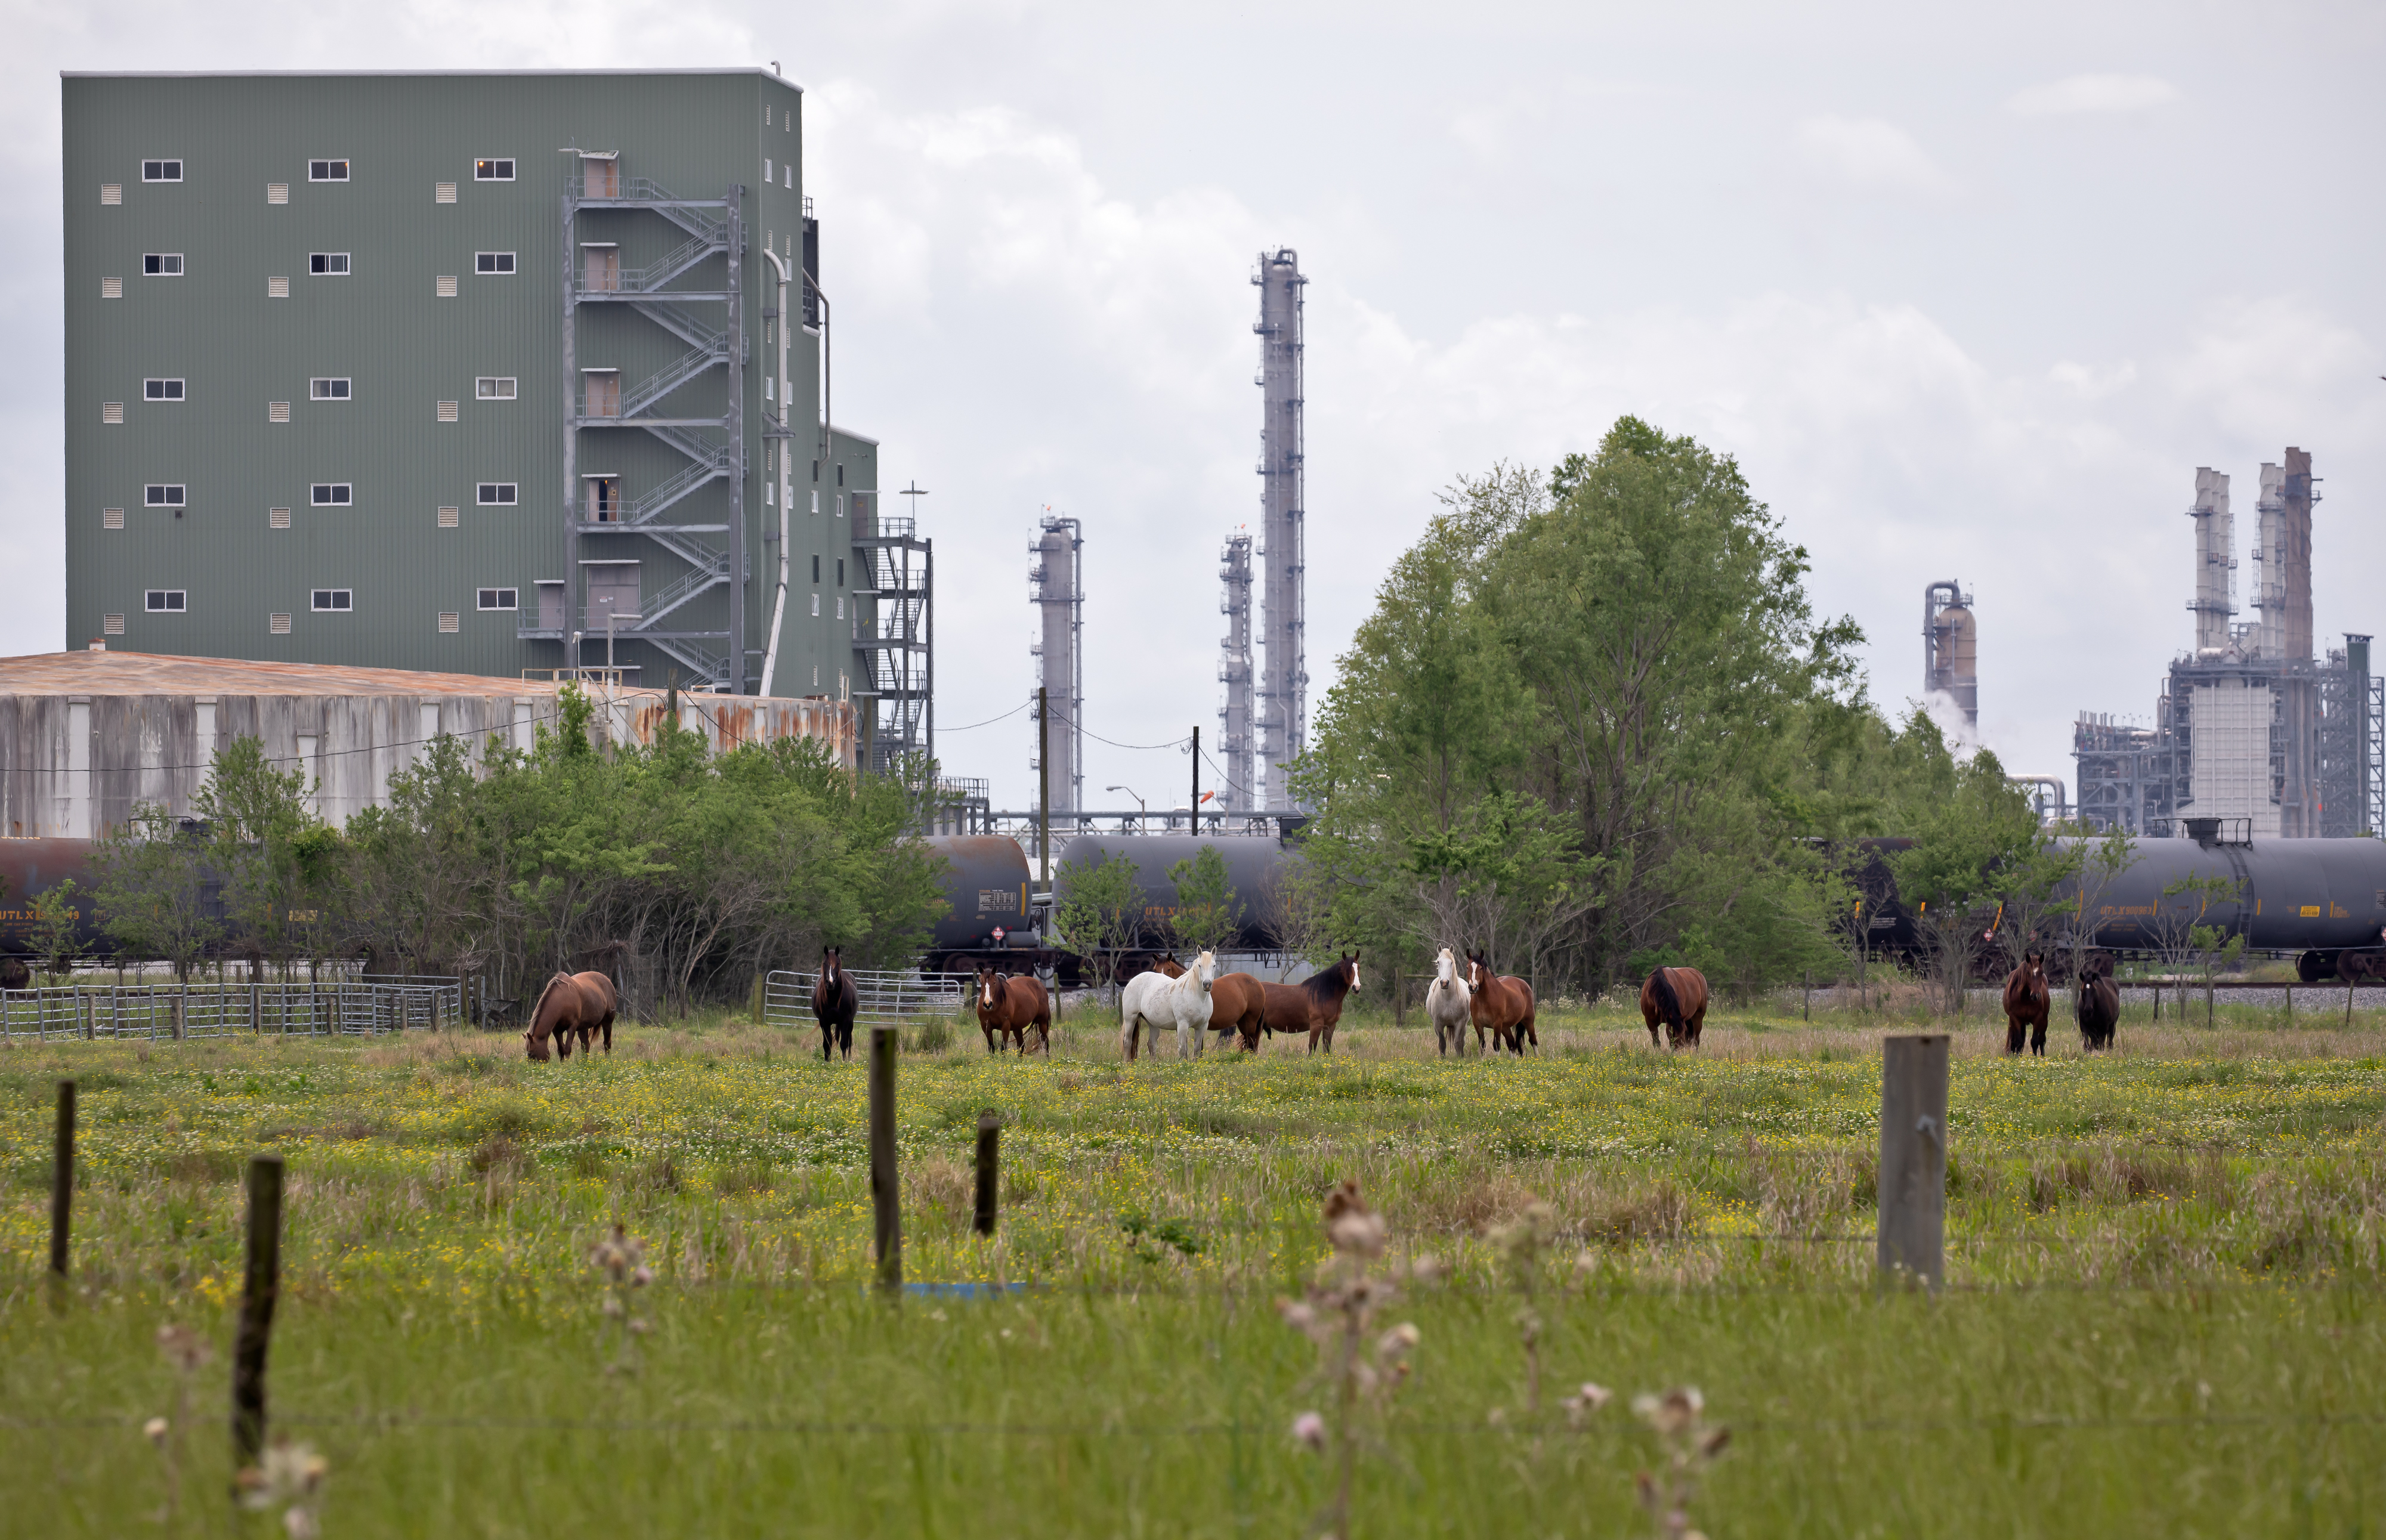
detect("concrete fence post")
(1877, 1032), (1949, 1291)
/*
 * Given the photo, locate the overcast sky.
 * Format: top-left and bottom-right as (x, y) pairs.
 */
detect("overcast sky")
(4, 1), (2381, 812)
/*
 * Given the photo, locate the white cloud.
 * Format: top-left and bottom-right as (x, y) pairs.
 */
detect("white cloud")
(1795, 115), (1953, 195)
(2005, 73), (2181, 117)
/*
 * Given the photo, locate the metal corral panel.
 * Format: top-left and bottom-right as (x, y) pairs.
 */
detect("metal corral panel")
(0, 650), (855, 836)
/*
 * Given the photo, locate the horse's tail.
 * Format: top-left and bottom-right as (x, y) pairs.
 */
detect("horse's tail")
(1648, 966), (1681, 1025)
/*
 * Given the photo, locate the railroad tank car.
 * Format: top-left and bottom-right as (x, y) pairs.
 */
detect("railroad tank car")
(1050, 833), (1302, 957)
(917, 835), (1036, 971)
(2059, 834), (2386, 978)
(0, 838), (108, 955)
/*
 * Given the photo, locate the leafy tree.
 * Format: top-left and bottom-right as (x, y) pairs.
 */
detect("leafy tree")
(1885, 713), (2053, 1014)
(92, 805), (220, 981)
(30, 877), (85, 977)
(191, 737), (324, 976)
(1051, 850), (1143, 1001)
(1167, 845), (1243, 960)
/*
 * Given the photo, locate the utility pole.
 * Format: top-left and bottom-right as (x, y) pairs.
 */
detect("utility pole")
(1191, 726), (1200, 832)
(1038, 685), (1051, 892)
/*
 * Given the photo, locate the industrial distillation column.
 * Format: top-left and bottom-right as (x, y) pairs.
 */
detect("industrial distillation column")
(1922, 581), (1977, 735)
(1029, 515), (1083, 817)
(1253, 249), (1308, 812)
(1216, 531), (1254, 814)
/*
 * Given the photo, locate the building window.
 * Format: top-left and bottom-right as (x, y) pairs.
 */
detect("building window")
(477, 483), (518, 506)
(435, 181), (457, 204)
(435, 275), (458, 298)
(103, 508), (125, 530)
(311, 484), (353, 506)
(145, 379), (185, 401)
(267, 183), (289, 205)
(101, 402), (124, 424)
(309, 159), (350, 182)
(101, 277), (123, 298)
(437, 400), (459, 422)
(269, 507), (292, 529)
(437, 611), (460, 633)
(784, 166), (792, 189)
(478, 587), (519, 611)
(811, 592), (820, 617)
(811, 555), (820, 582)
(475, 252), (516, 275)
(311, 378), (351, 400)
(146, 589), (187, 613)
(100, 184), (122, 205)
(312, 589), (353, 612)
(437, 506), (460, 528)
(837, 558), (845, 585)
(145, 484), (186, 508)
(476, 377), (517, 400)
(765, 157), (773, 183)
(268, 401), (292, 423)
(144, 253), (184, 276)
(310, 253), (350, 276)
(268, 276), (290, 298)
(143, 160), (183, 182)
(104, 614), (126, 635)
(268, 613), (292, 634)
(474, 158), (515, 181)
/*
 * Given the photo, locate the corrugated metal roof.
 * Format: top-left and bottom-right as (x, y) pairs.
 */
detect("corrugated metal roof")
(0, 650), (791, 701)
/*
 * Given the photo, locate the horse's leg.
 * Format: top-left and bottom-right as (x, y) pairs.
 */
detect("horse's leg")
(2032, 1015), (2047, 1056)
(2005, 1016), (2022, 1055)
(601, 1013), (614, 1055)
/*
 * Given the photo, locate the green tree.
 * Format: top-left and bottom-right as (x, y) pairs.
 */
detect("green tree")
(92, 805), (220, 979)
(1886, 716), (2044, 1015)
(30, 877), (86, 977)
(191, 737), (324, 976)
(1167, 845), (1243, 958)
(1051, 850), (1143, 1001)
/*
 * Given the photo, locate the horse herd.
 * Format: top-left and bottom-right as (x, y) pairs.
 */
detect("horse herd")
(515, 942), (2114, 1066)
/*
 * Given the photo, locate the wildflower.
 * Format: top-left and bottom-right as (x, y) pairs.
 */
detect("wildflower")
(144, 1417), (169, 1446)
(1291, 1411), (1327, 1451)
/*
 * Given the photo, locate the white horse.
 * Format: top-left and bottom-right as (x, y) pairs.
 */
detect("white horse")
(1119, 951), (1218, 1061)
(1426, 946), (1472, 1057)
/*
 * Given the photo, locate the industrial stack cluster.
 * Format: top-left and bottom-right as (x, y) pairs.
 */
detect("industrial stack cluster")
(2073, 449), (2381, 839)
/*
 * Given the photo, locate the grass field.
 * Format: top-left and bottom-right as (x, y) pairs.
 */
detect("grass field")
(4, 995), (2384, 1537)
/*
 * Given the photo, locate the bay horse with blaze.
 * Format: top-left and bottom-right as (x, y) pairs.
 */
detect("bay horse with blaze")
(974, 964), (1052, 1056)
(1467, 950), (1538, 1053)
(2002, 947), (2051, 1055)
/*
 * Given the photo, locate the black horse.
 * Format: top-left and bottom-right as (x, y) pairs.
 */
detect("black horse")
(2076, 968), (2120, 1053)
(812, 945), (860, 1060)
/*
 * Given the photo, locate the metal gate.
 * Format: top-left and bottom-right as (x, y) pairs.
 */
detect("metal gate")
(0, 977), (463, 1041)
(764, 968), (965, 1034)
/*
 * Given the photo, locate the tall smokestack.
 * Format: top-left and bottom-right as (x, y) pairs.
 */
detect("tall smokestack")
(1253, 249), (1308, 811)
(2187, 468), (2234, 653)
(1028, 515), (1083, 815)
(2283, 447), (2315, 663)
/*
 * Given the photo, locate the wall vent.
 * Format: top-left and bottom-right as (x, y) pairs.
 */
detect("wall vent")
(267, 183), (289, 205)
(268, 401), (291, 423)
(101, 402), (124, 424)
(438, 612), (461, 633)
(103, 508), (125, 530)
(269, 613), (293, 635)
(100, 184), (122, 205)
(435, 181), (458, 203)
(437, 400), (459, 422)
(270, 506), (292, 530)
(103, 614), (125, 635)
(268, 276), (290, 298)
(435, 275), (458, 298)
(437, 506), (460, 528)
(101, 277), (123, 299)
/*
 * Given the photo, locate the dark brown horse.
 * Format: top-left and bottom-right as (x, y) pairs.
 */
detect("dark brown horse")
(1288, 952), (1361, 1053)
(1637, 965), (1707, 1050)
(2076, 968), (2120, 1052)
(524, 970), (619, 1062)
(1209, 972), (1271, 1051)
(812, 946), (859, 1060)
(1469, 950), (1540, 1053)
(973, 965), (1052, 1055)
(2002, 948), (2051, 1055)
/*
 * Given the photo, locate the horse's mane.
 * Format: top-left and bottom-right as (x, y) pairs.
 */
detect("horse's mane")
(1648, 966), (1681, 1024)
(1303, 957), (1355, 1004)
(530, 971), (572, 1023)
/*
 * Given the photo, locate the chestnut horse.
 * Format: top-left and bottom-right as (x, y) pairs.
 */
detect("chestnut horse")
(524, 970), (619, 1062)
(1467, 950), (1538, 1053)
(2002, 948), (2051, 1056)
(1638, 966), (1708, 1050)
(974, 965), (1052, 1056)
(812, 946), (859, 1061)
(1209, 972), (1271, 1052)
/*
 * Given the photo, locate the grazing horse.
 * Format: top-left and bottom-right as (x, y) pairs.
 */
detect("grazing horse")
(524, 970), (619, 1062)
(974, 966), (1052, 1056)
(2002, 948), (2052, 1056)
(1637, 965), (1707, 1051)
(1469, 950), (1540, 1053)
(2076, 968), (2121, 1052)
(1119, 950), (1218, 1061)
(812, 946), (860, 1060)
(1425, 947), (1473, 1057)
(1209, 972), (1272, 1052)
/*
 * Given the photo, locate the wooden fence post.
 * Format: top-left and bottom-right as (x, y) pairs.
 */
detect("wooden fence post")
(50, 1080), (75, 1278)
(231, 1154), (286, 1470)
(2285, 984), (2294, 1026)
(1393, 973), (1406, 1029)
(1803, 970), (1812, 1022)
(973, 1111), (1001, 1238)
(870, 1025), (901, 1292)
(1876, 1033), (1948, 1291)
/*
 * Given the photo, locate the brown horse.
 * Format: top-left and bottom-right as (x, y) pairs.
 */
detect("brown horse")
(973, 965), (1052, 1055)
(1467, 950), (1539, 1053)
(524, 970), (619, 1061)
(1209, 972), (1271, 1051)
(1637, 965), (1708, 1050)
(1147, 955), (1187, 980)
(812, 946), (859, 1061)
(2076, 968), (2120, 1052)
(2002, 948), (2051, 1056)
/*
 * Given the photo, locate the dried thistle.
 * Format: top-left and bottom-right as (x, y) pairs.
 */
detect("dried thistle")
(1488, 1199), (1554, 1416)
(149, 1323), (214, 1532)
(235, 1434), (327, 1538)
(588, 1222), (654, 1374)
(1277, 1179), (1422, 1539)
(1630, 1386), (1729, 1539)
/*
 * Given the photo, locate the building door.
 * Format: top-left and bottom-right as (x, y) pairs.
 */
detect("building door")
(585, 562), (641, 630)
(582, 246), (620, 293)
(582, 157), (620, 199)
(586, 477), (621, 522)
(583, 370), (620, 418)
(536, 581), (566, 632)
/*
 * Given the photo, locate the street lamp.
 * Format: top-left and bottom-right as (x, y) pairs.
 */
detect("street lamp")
(1105, 785), (1145, 830)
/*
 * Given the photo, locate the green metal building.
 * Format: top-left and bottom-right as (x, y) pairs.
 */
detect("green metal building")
(60, 69), (929, 752)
